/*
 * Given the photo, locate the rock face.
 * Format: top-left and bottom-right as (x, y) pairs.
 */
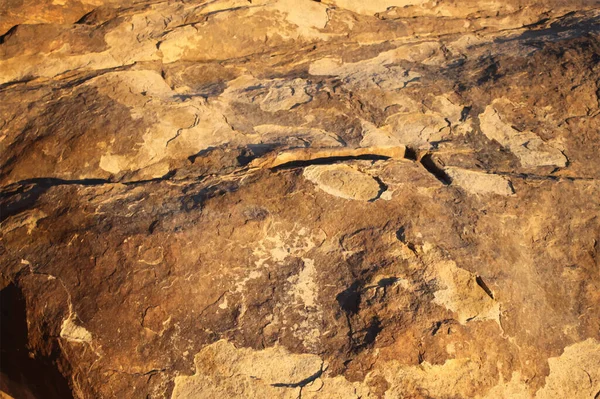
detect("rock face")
(303, 164), (384, 201)
(1, 1), (599, 398)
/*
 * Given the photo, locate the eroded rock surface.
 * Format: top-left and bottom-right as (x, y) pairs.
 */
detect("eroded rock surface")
(1, 1), (600, 398)
(304, 164), (383, 201)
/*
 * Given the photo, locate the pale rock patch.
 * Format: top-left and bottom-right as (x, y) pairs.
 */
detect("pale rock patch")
(480, 339), (600, 398)
(320, 0), (428, 16)
(310, 57), (422, 91)
(171, 338), (600, 399)
(309, 41), (440, 79)
(303, 376), (373, 399)
(222, 76), (312, 112)
(239, 226), (326, 326)
(288, 258), (318, 308)
(98, 154), (128, 175)
(535, 338), (600, 399)
(482, 372), (532, 399)
(303, 164), (383, 201)
(172, 340), (372, 399)
(90, 70), (174, 106)
(308, 43), (437, 95)
(287, 258), (323, 350)
(159, 0), (329, 64)
(380, 190), (394, 200)
(158, 25), (198, 64)
(431, 94), (465, 125)
(0, 10), (162, 84)
(90, 70), (244, 178)
(375, 358), (487, 399)
(253, 125), (344, 147)
(385, 111), (450, 147)
(252, 225), (326, 268)
(171, 340), (322, 399)
(421, 248), (500, 326)
(446, 34), (490, 56)
(259, 78), (312, 112)
(445, 167), (514, 196)
(479, 101), (567, 168)
(60, 314), (92, 344)
(268, 0), (330, 38)
(359, 120), (405, 148)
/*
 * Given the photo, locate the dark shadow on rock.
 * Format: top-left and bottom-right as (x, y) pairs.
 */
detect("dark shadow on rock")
(0, 178), (109, 223)
(0, 283), (74, 399)
(336, 281), (362, 315)
(494, 12), (600, 45)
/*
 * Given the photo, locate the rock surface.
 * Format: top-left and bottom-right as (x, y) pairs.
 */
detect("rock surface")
(303, 164), (384, 201)
(1, 1), (600, 398)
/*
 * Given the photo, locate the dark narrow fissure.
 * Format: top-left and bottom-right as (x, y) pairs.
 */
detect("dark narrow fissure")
(475, 276), (495, 300)
(271, 154), (391, 170)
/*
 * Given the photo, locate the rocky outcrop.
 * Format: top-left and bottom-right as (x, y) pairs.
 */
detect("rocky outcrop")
(1, 1), (599, 398)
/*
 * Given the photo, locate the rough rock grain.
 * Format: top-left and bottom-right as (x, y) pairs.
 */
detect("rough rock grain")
(1, 1), (600, 398)
(304, 164), (383, 201)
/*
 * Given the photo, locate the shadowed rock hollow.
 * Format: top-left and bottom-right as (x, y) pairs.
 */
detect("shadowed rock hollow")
(1, 0), (599, 398)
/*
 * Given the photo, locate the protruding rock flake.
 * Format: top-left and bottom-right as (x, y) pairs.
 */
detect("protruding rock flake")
(303, 164), (383, 201)
(1, 0), (599, 398)
(445, 167), (515, 196)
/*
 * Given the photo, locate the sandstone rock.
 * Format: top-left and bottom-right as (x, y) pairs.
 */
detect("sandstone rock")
(535, 339), (600, 399)
(1, 1), (599, 398)
(250, 146), (406, 169)
(445, 167), (515, 196)
(60, 315), (93, 344)
(479, 101), (568, 169)
(303, 164), (383, 201)
(171, 340), (374, 399)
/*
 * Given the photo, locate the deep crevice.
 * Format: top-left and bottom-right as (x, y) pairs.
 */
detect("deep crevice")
(475, 276), (495, 300)
(271, 154), (391, 170)
(0, 283), (74, 399)
(404, 146), (418, 161)
(419, 154), (452, 185)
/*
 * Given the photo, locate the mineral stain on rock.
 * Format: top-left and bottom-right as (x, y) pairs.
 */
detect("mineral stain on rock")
(1, 0), (600, 398)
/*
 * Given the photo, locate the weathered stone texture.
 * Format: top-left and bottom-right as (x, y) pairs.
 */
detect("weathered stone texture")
(1, 1), (599, 398)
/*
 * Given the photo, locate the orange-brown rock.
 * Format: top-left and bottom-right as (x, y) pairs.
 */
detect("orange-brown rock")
(1, 1), (599, 398)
